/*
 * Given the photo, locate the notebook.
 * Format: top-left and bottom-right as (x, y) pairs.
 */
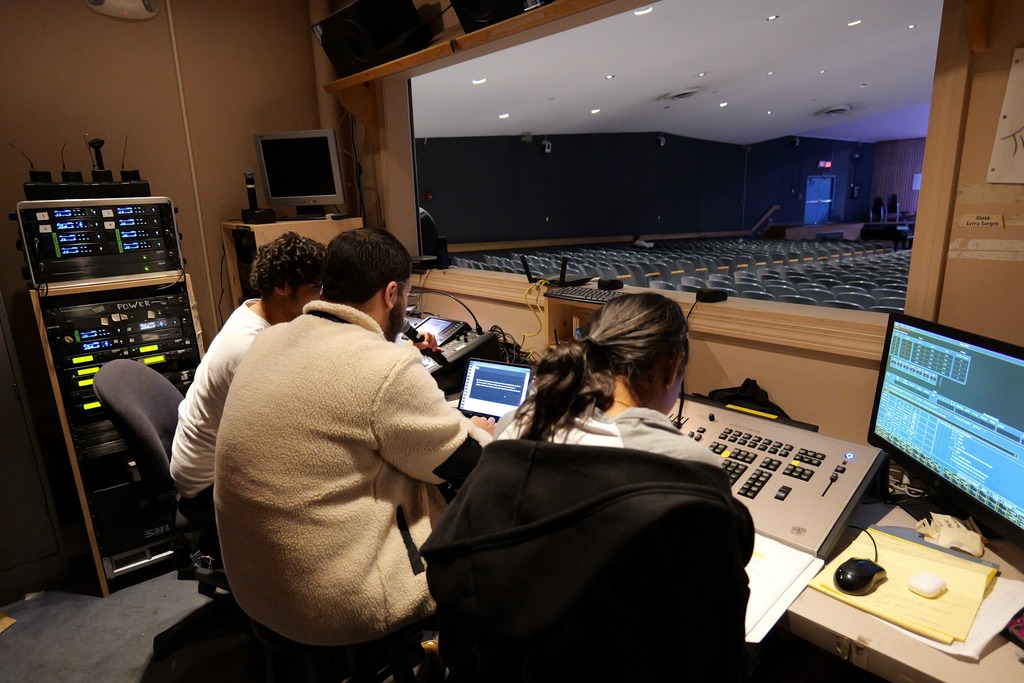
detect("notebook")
(457, 358), (532, 421)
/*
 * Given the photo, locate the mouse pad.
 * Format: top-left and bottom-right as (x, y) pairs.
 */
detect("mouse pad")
(808, 526), (996, 643)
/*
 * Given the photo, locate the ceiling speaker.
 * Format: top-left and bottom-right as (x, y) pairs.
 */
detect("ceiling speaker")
(85, 0), (158, 20)
(450, 0), (550, 34)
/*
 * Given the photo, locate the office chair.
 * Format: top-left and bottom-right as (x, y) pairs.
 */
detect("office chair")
(250, 619), (429, 683)
(422, 439), (755, 683)
(93, 358), (233, 660)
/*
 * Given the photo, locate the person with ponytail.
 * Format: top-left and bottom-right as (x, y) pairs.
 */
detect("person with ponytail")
(425, 292), (753, 682)
(495, 292), (718, 465)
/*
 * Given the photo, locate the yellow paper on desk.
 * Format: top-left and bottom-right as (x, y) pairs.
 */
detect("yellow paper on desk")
(809, 528), (996, 644)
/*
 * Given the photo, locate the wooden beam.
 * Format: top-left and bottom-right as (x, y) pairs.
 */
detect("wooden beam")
(970, 0), (994, 53)
(332, 80), (382, 148)
(905, 0), (972, 321)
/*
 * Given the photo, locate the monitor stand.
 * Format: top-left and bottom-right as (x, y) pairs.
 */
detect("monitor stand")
(280, 206), (328, 221)
(894, 494), (968, 523)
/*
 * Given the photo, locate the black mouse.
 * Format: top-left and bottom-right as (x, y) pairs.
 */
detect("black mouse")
(833, 558), (887, 595)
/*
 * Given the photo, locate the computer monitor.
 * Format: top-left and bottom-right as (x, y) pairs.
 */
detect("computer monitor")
(868, 313), (1024, 549)
(253, 129), (345, 218)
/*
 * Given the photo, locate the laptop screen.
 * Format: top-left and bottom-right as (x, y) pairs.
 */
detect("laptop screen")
(458, 358), (532, 421)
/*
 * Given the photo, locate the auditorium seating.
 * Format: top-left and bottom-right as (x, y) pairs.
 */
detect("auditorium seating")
(451, 238), (911, 312)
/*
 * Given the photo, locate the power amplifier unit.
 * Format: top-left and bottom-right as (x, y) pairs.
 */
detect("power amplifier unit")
(39, 282), (201, 580)
(17, 196), (182, 290)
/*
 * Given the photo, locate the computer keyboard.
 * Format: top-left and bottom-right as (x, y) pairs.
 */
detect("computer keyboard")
(543, 286), (626, 304)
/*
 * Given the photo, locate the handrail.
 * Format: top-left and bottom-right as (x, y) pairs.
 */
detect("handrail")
(748, 204), (782, 237)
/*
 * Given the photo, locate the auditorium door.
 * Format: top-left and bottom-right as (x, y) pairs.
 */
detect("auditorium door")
(803, 175), (835, 224)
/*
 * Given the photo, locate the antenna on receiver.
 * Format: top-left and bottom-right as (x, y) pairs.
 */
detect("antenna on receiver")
(119, 133), (141, 181)
(9, 142), (51, 182)
(60, 141), (83, 182)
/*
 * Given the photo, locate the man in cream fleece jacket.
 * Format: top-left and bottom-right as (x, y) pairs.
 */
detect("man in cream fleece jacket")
(215, 228), (494, 647)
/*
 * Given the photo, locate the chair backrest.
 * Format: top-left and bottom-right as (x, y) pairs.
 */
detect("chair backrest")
(765, 284), (798, 298)
(422, 439), (754, 683)
(735, 282), (765, 294)
(799, 289), (835, 305)
(624, 263), (649, 287)
(678, 275), (705, 288)
(778, 294), (818, 306)
(830, 284), (869, 296)
(93, 358), (183, 497)
(822, 299), (866, 310)
(648, 280), (676, 291)
(837, 291), (877, 307)
(877, 296), (906, 309)
(740, 290), (777, 301)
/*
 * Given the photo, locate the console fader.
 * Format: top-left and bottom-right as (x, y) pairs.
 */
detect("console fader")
(680, 395), (886, 558)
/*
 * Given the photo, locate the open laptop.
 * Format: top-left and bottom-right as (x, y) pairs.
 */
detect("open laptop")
(457, 358), (532, 421)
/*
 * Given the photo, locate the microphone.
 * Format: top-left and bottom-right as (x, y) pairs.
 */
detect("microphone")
(88, 138), (106, 170)
(403, 321), (450, 368)
(244, 167), (259, 211)
(241, 168), (275, 223)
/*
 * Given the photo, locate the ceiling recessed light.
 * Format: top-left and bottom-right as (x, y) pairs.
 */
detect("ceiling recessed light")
(859, 83), (868, 88)
(698, 72), (707, 77)
(847, 20), (862, 27)
(498, 113), (510, 119)
(719, 102), (728, 108)
(819, 69), (827, 74)
(767, 15), (779, 21)
(767, 71), (774, 76)
(591, 108), (601, 114)
(908, 24), (916, 29)
(471, 78), (487, 85)
(634, 7), (653, 16)
(606, 74), (615, 79)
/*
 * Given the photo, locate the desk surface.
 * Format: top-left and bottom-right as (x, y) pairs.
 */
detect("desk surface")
(784, 503), (1024, 683)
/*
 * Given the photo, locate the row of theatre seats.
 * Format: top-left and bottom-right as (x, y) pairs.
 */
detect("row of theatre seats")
(451, 238), (910, 312)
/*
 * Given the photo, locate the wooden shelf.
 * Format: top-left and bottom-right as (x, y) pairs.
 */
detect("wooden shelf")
(322, 0), (649, 147)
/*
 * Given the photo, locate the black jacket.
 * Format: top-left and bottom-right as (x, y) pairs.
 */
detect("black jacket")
(421, 439), (755, 682)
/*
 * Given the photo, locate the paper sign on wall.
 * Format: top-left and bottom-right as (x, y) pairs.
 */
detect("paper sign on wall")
(955, 213), (1005, 229)
(987, 48), (1024, 184)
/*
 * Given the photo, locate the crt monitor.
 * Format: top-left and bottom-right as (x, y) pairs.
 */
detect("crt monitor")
(253, 129), (345, 217)
(868, 313), (1024, 549)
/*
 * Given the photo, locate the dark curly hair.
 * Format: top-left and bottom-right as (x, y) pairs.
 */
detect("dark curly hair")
(249, 231), (325, 296)
(517, 293), (689, 441)
(321, 228), (411, 304)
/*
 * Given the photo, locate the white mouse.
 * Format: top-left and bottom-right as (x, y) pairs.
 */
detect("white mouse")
(908, 571), (947, 598)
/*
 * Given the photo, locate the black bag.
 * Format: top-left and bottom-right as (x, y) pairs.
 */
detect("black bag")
(705, 378), (789, 419)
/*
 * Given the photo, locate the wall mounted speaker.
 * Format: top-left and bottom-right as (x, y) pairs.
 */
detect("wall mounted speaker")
(312, 0), (434, 79)
(450, 0), (550, 34)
